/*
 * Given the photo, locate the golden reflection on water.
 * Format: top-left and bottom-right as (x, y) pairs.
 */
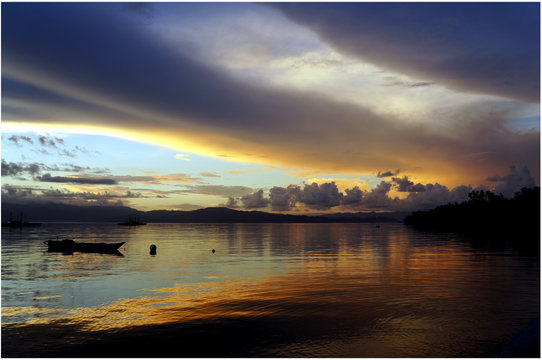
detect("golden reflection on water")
(2, 224), (539, 357)
(4, 234), (497, 333)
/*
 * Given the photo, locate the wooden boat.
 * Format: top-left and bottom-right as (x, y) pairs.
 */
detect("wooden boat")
(44, 239), (125, 254)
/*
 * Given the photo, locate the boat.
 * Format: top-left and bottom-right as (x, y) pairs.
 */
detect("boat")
(2, 220), (41, 228)
(118, 215), (146, 226)
(44, 239), (125, 254)
(2, 212), (41, 227)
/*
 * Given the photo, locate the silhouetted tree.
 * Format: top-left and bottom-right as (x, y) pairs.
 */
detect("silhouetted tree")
(404, 187), (540, 249)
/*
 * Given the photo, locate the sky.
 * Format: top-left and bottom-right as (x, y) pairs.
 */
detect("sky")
(1, 2), (540, 214)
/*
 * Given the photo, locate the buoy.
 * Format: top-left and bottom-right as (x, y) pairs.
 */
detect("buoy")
(212, 249), (215, 254)
(150, 244), (157, 255)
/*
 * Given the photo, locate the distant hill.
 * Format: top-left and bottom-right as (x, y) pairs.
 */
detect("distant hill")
(2, 202), (139, 223)
(1, 202), (401, 223)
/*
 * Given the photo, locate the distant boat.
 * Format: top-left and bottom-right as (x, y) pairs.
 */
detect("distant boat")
(2, 212), (41, 227)
(118, 215), (146, 226)
(44, 239), (125, 254)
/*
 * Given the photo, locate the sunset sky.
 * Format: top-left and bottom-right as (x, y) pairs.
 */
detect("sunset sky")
(2, 2), (540, 213)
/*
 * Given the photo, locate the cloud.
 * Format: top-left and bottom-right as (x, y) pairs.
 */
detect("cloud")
(38, 135), (59, 147)
(106, 173), (205, 185)
(36, 173), (117, 185)
(377, 170), (400, 178)
(7, 135), (33, 145)
(359, 181), (394, 210)
(493, 165), (536, 198)
(59, 149), (76, 158)
(61, 163), (101, 173)
(0, 160), (205, 187)
(241, 189), (269, 209)
(199, 172), (220, 178)
(1, 184), (141, 206)
(226, 166), (274, 175)
(121, 2), (155, 21)
(1, 160), (108, 178)
(225, 197), (239, 209)
(180, 185), (255, 198)
(298, 182), (342, 210)
(381, 79), (433, 88)
(273, 3), (540, 103)
(269, 185), (300, 211)
(342, 186), (363, 205)
(5, 132), (93, 159)
(175, 154), (191, 161)
(226, 170), (244, 175)
(391, 176), (426, 192)
(2, 3), (539, 188)
(2, 160), (40, 177)
(168, 203), (204, 211)
(226, 166), (537, 212)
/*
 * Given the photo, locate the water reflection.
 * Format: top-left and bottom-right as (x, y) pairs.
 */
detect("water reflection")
(2, 223), (539, 357)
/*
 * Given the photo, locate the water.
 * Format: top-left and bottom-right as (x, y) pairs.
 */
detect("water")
(2, 223), (539, 357)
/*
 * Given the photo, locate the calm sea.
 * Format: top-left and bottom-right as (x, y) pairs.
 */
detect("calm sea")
(2, 222), (539, 357)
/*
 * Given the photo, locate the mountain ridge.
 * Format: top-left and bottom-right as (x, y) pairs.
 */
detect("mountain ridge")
(1, 202), (402, 223)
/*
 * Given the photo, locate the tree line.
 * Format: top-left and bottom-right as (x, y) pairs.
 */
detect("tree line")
(404, 187), (540, 245)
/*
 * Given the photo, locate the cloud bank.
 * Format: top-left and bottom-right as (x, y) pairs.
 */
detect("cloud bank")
(226, 166), (536, 212)
(2, 3), (539, 188)
(273, 3), (540, 103)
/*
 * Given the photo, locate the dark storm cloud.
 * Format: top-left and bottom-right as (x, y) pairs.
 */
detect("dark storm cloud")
(3, 3), (310, 132)
(2, 3), (539, 185)
(36, 173), (118, 185)
(0, 4), (459, 144)
(273, 3), (540, 103)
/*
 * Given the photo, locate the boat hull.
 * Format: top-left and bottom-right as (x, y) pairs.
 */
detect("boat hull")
(45, 240), (125, 254)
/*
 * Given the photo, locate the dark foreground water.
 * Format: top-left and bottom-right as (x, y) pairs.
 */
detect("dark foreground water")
(2, 223), (539, 357)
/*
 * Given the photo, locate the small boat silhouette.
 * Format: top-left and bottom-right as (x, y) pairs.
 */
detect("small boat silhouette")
(2, 212), (41, 227)
(118, 215), (146, 226)
(44, 239), (125, 254)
